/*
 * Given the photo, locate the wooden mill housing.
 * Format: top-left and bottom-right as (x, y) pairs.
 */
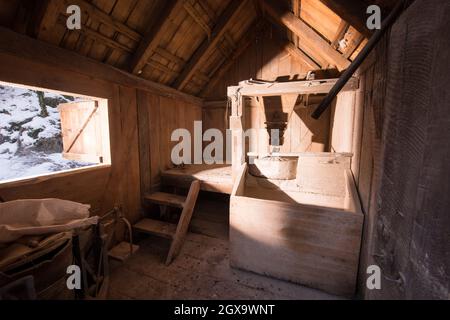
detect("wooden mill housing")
(0, 0), (448, 301)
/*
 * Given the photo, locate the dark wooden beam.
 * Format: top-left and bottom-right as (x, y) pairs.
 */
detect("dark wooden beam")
(66, 0), (141, 42)
(35, 0), (64, 42)
(183, 0), (213, 38)
(319, 0), (372, 38)
(129, 0), (181, 75)
(12, 0), (39, 35)
(173, 0), (249, 91)
(260, 0), (350, 71)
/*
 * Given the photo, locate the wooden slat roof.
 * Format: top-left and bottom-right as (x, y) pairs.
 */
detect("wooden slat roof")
(0, 0), (396, 97)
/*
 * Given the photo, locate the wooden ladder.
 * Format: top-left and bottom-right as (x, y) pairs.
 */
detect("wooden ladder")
(134, 180), (201, 265)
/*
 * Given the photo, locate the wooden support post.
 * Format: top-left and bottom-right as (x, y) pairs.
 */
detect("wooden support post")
(229, 89), (245, 182)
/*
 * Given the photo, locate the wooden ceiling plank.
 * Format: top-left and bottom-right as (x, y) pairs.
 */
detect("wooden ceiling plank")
(173, 0), (249, 91)
(198, 0), (216, 22)
(63, 0), (141, 42)
(319, 0), (372, 38)
(129, 0), (182, 75)
(55, 15), (133, 54)
(147, 60), (180, 77)
(154, 47), (185, 67)
(35, 0), (65, 43)
(260, 0), (350, 71)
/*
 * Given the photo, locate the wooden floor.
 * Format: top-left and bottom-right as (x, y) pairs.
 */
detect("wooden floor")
(108, 196), (342, 300)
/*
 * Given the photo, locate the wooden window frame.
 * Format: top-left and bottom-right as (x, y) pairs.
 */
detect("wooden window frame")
(0, 81), (112, 188)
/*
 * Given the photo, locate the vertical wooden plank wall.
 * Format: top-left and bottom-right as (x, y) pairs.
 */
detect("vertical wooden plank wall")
(353, 0), (449, 299)
(137, 90), (202, 196)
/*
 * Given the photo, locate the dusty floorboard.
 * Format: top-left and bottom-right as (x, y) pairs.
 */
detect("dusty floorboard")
(108, 232), (342, 300)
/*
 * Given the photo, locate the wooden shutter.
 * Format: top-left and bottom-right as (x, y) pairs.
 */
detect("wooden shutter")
(58, 100), (110, 164)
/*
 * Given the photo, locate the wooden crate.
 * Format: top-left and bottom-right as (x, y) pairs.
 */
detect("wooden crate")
(230, 161), (364, 297)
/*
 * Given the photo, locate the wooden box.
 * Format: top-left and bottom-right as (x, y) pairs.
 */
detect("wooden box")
(229, 159), (364, 297)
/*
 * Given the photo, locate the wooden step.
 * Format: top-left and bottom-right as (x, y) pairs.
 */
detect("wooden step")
(144, 192), (185, 208)
(133, 219), (177, 239)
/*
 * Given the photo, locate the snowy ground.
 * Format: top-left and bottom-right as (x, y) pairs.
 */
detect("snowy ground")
(0, 152), (93, 181)
(0, 84), (93, 182)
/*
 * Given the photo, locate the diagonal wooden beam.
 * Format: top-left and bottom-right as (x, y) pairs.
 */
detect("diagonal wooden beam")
(173, 0), (249, 91)
(129, 0), (181, 75)
(260, 0), (350, 71)
(331, 20), (350, 49)
(183, 0), (213, 38)
(55, 15), (134, 54)
(63, 0), (141, 41)
(35, 0), (64, 42)
(283, 41), (321, 70)
(319, 0), (372, 38)
(343, 33), (364, 59)
(201, 21), (264, 97)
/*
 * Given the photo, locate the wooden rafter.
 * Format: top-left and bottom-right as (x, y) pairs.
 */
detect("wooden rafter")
(146, 60), (180, 78)
(173, 0), (249, 91)
(283, 41), (321, 70)
(183, 0), (213, 38)
(35, 0), (64, 42)
(319, 0), (372, 38)
(63, 0), (141, 42)
(260, 0), (350, 71)
(291, 0), (302, 48)
(201, 22), (264, 97)
(129, 0), (181, 75)
(55, 15), (134, 54)
(343, 34), (364, 59)
(217, 32), (236, 59)
(331, 20), (350, 49)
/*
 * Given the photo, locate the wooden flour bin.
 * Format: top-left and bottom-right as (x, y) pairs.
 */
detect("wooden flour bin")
(229, 162), (364, 297)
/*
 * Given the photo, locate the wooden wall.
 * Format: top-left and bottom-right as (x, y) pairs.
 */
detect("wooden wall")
(0, 27), (202, 229)
(353, 0), (449, 299)
(204, 26), (313, 101)
(137, 91), (202, 196)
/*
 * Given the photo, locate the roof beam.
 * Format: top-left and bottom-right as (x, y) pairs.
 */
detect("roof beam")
(331, 20), (350, 49)
(55, 15), (134, 54)
(183, 0), (213, 38)
(319, 0), (372, 38)
(260, 0), (350, 71)
(35, 0), (64, 42)
(283, 41), (321, 70)
(64, 0), (141, 41)
(201, 22), (264, 97)
(173, 0), (249, 91)
(129, 0), (181, 75)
